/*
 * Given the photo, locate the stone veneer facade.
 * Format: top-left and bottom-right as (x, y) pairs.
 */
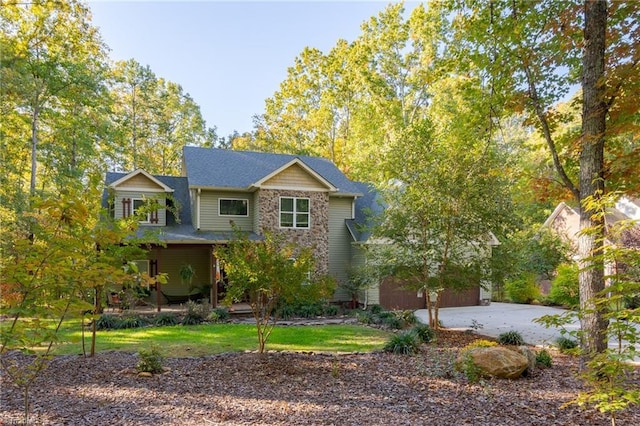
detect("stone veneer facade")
(256, 189), (329, 275)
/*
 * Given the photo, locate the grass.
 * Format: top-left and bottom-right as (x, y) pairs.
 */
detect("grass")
(51, 322), (392, 357)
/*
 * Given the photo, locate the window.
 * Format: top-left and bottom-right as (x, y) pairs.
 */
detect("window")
(132, 198), (150, 223)
(219, 198), (249, 216)
(280, 197), (310, 228)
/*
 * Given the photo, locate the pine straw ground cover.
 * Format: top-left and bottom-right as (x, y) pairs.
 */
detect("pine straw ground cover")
(1, 330), (639, 426)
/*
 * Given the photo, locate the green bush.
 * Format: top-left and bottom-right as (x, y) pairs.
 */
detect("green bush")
(555, 336), (578, 352)
(383, 331), (420, 355)
(497, 330), (525, 346)
(137, 346), (164, 374)
(208, 307), (230, 323)
(413, 324), (435, 343)
(95, 314), (120, 330)
(118, 315), (147, 329)
(505, 272), (540, 304)
(322, 304), (339, 317)
(382, 315), (405, 330)
(397, 310), (417, 326)
(536, 349), (553, 368)
(182, 300), (210, 325)
(548, 263), (580, 308)
(154, 313), (178, 326)
(369, 304), (384, 314)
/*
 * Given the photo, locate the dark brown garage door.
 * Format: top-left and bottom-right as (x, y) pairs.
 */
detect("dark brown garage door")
(439, 286), (480, 308)
(379, 277), (480, 310)
(379, 277), (426, 310)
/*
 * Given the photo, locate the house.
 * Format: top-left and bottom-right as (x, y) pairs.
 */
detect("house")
(542, 197), (640, 290)
(103, 146), (492, 309)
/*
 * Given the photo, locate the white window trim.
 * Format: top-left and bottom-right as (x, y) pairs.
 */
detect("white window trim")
(132, 198), (151, 223)
(279, 196), (311, 229)
(218, 197), (249, 217)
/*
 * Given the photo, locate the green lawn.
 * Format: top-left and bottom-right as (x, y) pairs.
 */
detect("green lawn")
(53, 323), (392, 357)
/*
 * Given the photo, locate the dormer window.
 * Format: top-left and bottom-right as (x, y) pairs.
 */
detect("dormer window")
(280, 197), (310, 228)
(122, 197), (159, 224)
(133, 198), (150, 223)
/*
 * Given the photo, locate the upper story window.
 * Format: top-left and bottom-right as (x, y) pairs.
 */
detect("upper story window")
(219, 198), (249, 217)
(122, 197), (159, 224)
(133, 198), (150, 223)
(280, 197), (310, 228)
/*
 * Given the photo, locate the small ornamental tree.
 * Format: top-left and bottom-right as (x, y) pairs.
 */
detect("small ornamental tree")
(215, 227), (335, 353)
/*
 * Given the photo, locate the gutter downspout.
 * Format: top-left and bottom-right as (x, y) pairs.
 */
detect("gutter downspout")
(196, 188), (201, 230)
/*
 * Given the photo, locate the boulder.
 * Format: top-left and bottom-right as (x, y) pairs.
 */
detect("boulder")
(456, 346), (529, 379)
(516, 345), (537, 375)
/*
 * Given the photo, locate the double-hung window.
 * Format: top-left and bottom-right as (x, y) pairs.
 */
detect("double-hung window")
(280, 197), (310, 228)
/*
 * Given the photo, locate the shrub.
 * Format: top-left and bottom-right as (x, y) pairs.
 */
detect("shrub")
(182, 300), (210, 325)
(457, 352), (483, 383)
(383, 331), (420, 355)
(208, 307), (230, 323)
(555, 336), (578, 352)
(397, 310), (417, 326)
(536, 349), (553, 368)
(505, 272), (540, 303)
(154, 313), (178, 326)
(382, 314), (405, 330)
(369, 304), (384, 314)
(464, 339), (497, 350)
(137, 346), (164, 374)
(413, 324), (435, 343)
(548, 263), (580, 308)
(322, 304), (339, 317)
(95, 314), (120, 330)
(497, 330), (525, 346)
(118, 315), (147, 329)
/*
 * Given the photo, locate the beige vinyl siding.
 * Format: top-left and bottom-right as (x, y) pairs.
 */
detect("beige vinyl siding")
(262, 164), (327, 190)
(349, 244), (380, 305)
(113, 190), (167, 226)
(199, 190), (254, 231)
(117, 174), (165, 190)
(328, 197), (354, 301)
(156, 247), (211, 299)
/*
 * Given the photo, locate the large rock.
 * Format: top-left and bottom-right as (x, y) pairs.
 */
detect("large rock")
(456, 346), (529, 379)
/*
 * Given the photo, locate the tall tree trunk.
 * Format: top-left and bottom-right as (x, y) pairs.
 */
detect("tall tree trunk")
(578, 0), (608, 356)
(30, 102), (39, 197)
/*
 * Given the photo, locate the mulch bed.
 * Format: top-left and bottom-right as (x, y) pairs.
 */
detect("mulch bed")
(1, 329), (639, 425)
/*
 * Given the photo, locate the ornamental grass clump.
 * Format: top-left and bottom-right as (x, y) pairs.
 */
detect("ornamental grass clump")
(383, 330), (420, 355)
(497, 330), (525, 346)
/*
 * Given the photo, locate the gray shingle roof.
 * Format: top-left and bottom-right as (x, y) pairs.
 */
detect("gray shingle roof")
(183, 146), (363, 195)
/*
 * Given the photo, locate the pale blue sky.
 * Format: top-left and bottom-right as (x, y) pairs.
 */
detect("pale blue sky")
(88, 1), (404, 138)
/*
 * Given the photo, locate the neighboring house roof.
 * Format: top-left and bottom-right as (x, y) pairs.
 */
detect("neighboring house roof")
(543, 198), (640, 247)
(182, 146), (363, 196)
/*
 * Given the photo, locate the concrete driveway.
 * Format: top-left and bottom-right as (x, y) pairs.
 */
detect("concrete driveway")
(415, 302), (578, 346)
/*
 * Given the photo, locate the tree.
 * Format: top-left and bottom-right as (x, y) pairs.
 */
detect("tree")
(109, 59), (215, 174)
(449, 0), (640, 356)
(0, 189), (151, 421)
(214, 227), (335, 353)
(0, 0), (112, 209)
(373, 73), (512, 328)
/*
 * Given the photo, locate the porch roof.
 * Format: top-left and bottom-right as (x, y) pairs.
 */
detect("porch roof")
(134, 224), (261, 244)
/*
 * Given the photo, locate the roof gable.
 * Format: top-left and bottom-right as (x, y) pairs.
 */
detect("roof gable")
(253, 159), (337, 192)
(109, 169), (174, 193)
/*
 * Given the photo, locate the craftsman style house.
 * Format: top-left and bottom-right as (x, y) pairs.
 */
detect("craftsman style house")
(104, 146), (491, 308)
